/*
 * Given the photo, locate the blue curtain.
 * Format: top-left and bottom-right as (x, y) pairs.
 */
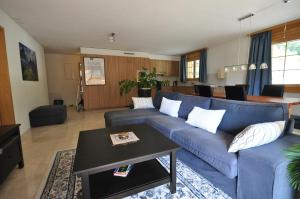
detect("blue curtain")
(180, 55), (187, 82)
(247, 31), (272, 96)
(199, 48), (207, 82)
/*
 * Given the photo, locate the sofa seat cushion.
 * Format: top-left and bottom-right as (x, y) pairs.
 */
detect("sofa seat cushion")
(104, 109), (162, 127)
(145, 115), (193, 138)
(171, 128), (237, 179)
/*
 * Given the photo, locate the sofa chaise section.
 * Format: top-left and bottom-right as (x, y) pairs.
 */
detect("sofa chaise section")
(171, 128), (237, 179)
(238, 134), (300, 199)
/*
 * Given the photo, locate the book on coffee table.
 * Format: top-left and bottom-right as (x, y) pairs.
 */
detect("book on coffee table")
(113, 165), (132, 177)
(110, 131), (139, 146)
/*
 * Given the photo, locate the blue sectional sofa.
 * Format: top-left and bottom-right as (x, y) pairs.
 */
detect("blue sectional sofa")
(104, 91), (300, 199)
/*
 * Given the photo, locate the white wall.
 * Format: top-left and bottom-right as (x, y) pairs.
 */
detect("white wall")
(0, 8), (49, 134)
(45, 53), (80, 105)
(207, 36), (250, 85)
(207, 37), (300, 115)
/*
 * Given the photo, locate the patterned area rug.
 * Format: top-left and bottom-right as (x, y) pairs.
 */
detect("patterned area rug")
(40, 150), (231, 199)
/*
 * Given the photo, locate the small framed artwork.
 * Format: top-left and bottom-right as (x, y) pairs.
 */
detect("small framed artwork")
(19, 42), (38, 81)
(83, 57), (105, 85)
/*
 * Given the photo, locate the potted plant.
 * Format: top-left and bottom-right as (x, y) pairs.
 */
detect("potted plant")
(119, 67), (168, 97)
(285, 144), (300, 198)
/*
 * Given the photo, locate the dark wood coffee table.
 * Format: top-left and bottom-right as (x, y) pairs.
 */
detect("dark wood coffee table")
(73, 124), (180, 199)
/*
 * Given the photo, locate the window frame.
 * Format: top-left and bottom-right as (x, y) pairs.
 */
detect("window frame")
(271, 39), (300, 85)
(186, 59), (200, 80)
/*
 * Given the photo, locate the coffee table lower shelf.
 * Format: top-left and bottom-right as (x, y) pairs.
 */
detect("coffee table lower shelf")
(88, 159), (170, 199)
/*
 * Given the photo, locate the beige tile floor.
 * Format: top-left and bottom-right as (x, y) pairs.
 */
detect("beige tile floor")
(0, 108), (123, 199)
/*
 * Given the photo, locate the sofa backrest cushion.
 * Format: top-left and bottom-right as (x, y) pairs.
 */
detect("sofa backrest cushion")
(153, 91), (179, 109)
(210, 98), (289, 135)
(177, 94), (211, 119)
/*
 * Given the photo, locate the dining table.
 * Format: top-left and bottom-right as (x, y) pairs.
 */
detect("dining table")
(212, 90), (300, 117)
(163, 86), (300, 117)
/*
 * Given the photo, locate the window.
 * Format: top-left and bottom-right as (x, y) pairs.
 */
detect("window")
(186, 60), (200, 79)
(272, 39), (300, 84)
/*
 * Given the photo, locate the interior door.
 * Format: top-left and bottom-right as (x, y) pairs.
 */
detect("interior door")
(0, 26), (15, 125)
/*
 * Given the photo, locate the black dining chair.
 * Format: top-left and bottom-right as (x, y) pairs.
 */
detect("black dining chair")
(156, 81), (162, 91)
(291, 115), (300, 129)
(225, 86), (247, 101)
(194, 85), (213, 97)
(194, 85), (199, 95)
(261, 85), (284, 97)
(235, 84), (249, 94)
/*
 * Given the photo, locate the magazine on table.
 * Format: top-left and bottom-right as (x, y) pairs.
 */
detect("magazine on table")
(110, 131), (139, 146)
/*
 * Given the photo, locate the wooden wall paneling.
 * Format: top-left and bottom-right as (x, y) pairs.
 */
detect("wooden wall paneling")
(111, 56), (122, 107)
(81, 54), (105, 110)
(117, 56), (132, 107)
(81, 54), (170, 109)
(117, 56), (129, 107)
(105, 55), (113, 107)
(0, 26), (15, 125)
(97, 55), (108, 108)
(124, 57), (135, 105)
(87, 86), (99, 109)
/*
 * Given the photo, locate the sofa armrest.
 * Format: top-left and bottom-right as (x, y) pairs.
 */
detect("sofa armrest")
(104, 112), (112, 127)
(237, 134), (300, 199)
(284, 118), (295, 135)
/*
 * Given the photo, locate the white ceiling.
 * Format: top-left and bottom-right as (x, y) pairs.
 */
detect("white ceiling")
(0, 0), (299, 55)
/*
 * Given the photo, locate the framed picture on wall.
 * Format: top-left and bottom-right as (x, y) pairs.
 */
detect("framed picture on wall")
(83, 57), (105, 85)
(19, 42), (38, 81)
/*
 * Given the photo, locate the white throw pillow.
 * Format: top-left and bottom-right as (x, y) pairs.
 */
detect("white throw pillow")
(186, 107), (226, 134)
(132, 97), (154, 109)
(159, 97), (182, 117)
(228, 121), (286, 153)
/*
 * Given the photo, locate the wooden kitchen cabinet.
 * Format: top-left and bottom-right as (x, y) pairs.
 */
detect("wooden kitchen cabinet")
(150, 59), (179, 77)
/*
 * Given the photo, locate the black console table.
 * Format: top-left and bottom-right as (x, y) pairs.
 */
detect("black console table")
(0, 125), (24, 184)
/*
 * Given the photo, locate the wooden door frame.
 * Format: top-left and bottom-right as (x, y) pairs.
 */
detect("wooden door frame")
(0, 25), (15, 125)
